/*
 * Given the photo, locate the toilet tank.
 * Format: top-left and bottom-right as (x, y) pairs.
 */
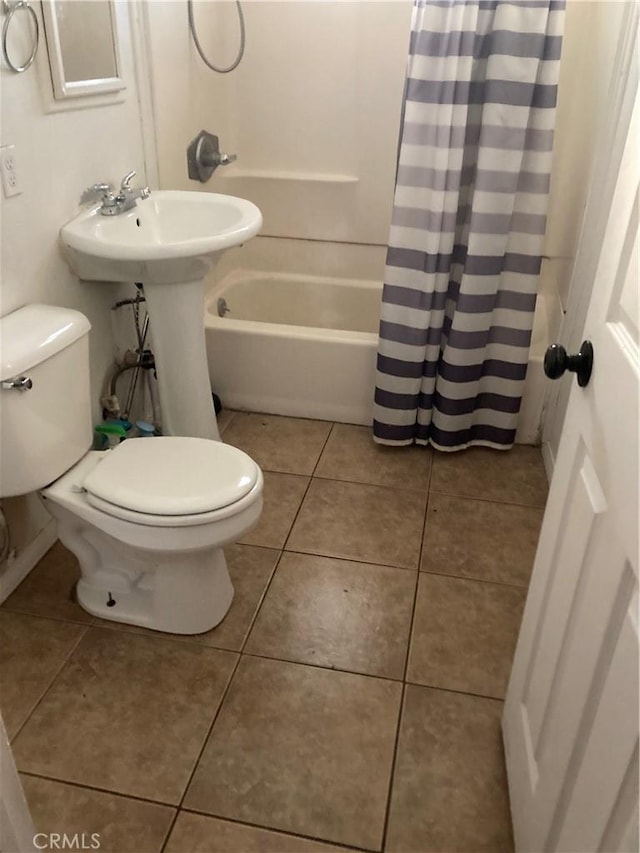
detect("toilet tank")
(0, 304), (93, 498)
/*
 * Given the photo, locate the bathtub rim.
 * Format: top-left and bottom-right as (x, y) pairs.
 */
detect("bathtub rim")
(206, 268), (550, 366)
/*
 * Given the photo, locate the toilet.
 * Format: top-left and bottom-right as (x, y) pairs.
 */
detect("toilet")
(0, 304), (263, 634)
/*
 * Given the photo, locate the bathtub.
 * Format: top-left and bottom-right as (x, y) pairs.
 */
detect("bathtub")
(205, 255), (550, 441)
(206, 271), (380, 425)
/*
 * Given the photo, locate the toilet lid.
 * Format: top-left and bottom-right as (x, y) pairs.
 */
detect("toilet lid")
(82, 437), (259, 516)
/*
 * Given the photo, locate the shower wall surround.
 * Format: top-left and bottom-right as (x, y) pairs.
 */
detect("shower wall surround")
(141, 0), (627, 458)
(145, 2), (621, 283)
(145, 0), (413, 245)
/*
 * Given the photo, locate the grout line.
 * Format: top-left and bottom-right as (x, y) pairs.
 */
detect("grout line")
(10, 624), (90, 746)
(379, 454), (433, 851)
(222, 409), (335, 429)
(231, 424), (337, 661)
(417, 567), (531, 591)
(83, 621), (242, 654)
(238, 548), (285, 655)
(379, 683), (407, 852)
(402, 680), (507, 704)
(239, 650), (404, 685)
(311, 421), (337, 478)
(236, 541), (282, 555)
(160, 651), (245, 852)
(280, 545), (419, 573)
(177, 806), (380, 853)
(428, 486), (547, 511)
(311, 471), (431, 494)
(255, 451), (433, 495)
(18, 770), (179, 809)
(0, 603), (93, 627)
(279, 422), (337, 552)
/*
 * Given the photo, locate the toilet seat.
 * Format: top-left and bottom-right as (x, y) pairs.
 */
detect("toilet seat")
(82, 436), (260, 523)
(84, 478), (262, 527)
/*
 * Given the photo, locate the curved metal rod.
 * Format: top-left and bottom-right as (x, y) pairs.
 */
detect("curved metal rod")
(187, 0), (245, 74)
(2, 0), (39, 73)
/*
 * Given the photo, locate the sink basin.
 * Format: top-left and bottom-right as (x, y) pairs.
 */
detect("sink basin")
(60, 189), (263, 442)
(60, 190), (262, 285)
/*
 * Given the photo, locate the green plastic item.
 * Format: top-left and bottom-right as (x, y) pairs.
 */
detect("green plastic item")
(95, 423), (127, 449)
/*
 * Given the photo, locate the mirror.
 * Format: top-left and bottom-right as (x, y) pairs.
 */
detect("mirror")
(41, 0), (125, 99)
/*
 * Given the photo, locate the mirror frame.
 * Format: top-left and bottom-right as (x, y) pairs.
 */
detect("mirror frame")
(41, 0), (126, 100)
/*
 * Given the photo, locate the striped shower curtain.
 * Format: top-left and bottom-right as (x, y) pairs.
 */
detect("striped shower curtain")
(374, 0), (565, 450)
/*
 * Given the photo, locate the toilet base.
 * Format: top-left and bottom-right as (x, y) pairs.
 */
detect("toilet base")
(75, 548), (234, 635)
(47, 500), (236, 634)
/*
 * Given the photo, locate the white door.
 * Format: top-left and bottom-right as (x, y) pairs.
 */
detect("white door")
(0, 713), (36, 853)
(502, 13), (639, 853)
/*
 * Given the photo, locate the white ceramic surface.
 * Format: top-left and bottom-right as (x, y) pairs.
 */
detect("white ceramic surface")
(61, 191), (263, 440)
(0, 303), (264, 634)
(44, 452), (264, 634)
(205, 266), (549, 440)
(60, 190), (262, 285)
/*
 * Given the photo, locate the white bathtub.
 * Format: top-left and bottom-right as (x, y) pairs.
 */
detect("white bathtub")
(206, 271), (380, 425)
(205, 249), (549, 440)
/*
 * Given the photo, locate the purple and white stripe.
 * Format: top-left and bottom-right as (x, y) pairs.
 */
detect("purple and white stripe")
(374, 0), (564, 451)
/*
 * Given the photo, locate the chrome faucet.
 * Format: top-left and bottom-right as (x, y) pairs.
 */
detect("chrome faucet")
(80, 171), (151, 216)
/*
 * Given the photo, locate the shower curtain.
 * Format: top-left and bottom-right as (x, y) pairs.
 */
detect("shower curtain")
(374, 0), (565, 450)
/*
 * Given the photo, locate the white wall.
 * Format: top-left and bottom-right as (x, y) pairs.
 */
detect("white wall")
(541, 0), (630, 463)
(0, 2), (148, 574)
(539, 0), (627, 345)
(146, 0), (412, 245)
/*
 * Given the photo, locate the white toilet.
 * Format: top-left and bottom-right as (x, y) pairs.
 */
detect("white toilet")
(0, 304), (263, 634)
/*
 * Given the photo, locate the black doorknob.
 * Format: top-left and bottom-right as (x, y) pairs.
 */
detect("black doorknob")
(544, 340), (594, 387)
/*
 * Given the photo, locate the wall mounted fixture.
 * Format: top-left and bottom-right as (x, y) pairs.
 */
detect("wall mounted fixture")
(187, 130), (237, 183)
(1, 0), (39, 73)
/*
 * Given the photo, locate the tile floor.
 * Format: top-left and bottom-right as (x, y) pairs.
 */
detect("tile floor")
(0, 412), (548, 853)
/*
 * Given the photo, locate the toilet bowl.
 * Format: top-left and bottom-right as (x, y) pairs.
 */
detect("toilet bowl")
(0, 304), (263, 635)
(42, 438), (263, 634)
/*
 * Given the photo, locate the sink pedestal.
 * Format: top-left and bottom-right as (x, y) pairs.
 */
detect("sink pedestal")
(144, 280), (220, 441)
(59, 190), (262, 441)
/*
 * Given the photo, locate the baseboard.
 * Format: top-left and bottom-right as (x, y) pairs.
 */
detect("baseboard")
(541, 440), (555, 484)
(0, 520), (58, 604)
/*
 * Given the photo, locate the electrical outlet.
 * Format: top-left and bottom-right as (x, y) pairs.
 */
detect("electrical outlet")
(1, 145), (22, 198)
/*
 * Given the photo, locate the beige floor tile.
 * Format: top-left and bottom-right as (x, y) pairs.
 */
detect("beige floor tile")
(184, 656), (401, 850)
(386, 685), (513, 853)
(192, 545), (280, 650)
(421, 493), (543, 586)
(245, 552), (415, 679)
(287, 479), (426, 569)
(93, 544), (279, 652)
(0, 613), (85, 739)
(407, 574), (526, 698)
(315, 423), (432, 490)
(166, 812), (347, 853)
(2, 541), (93, 624)
(430, 444), (548, 507)
(21, 774), (174, 853)
(217, 408), (236, 434)
(240, 471), (309, 549)
(13, 628), (237, 804)
(223, 413), (332, 475)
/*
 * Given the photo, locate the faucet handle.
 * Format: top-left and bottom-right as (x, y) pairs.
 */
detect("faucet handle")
(120, 171), (137, 192)
(80, 182), (114, 205)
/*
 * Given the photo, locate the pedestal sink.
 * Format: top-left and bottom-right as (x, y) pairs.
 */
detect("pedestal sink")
(60, 191), (262, 440)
